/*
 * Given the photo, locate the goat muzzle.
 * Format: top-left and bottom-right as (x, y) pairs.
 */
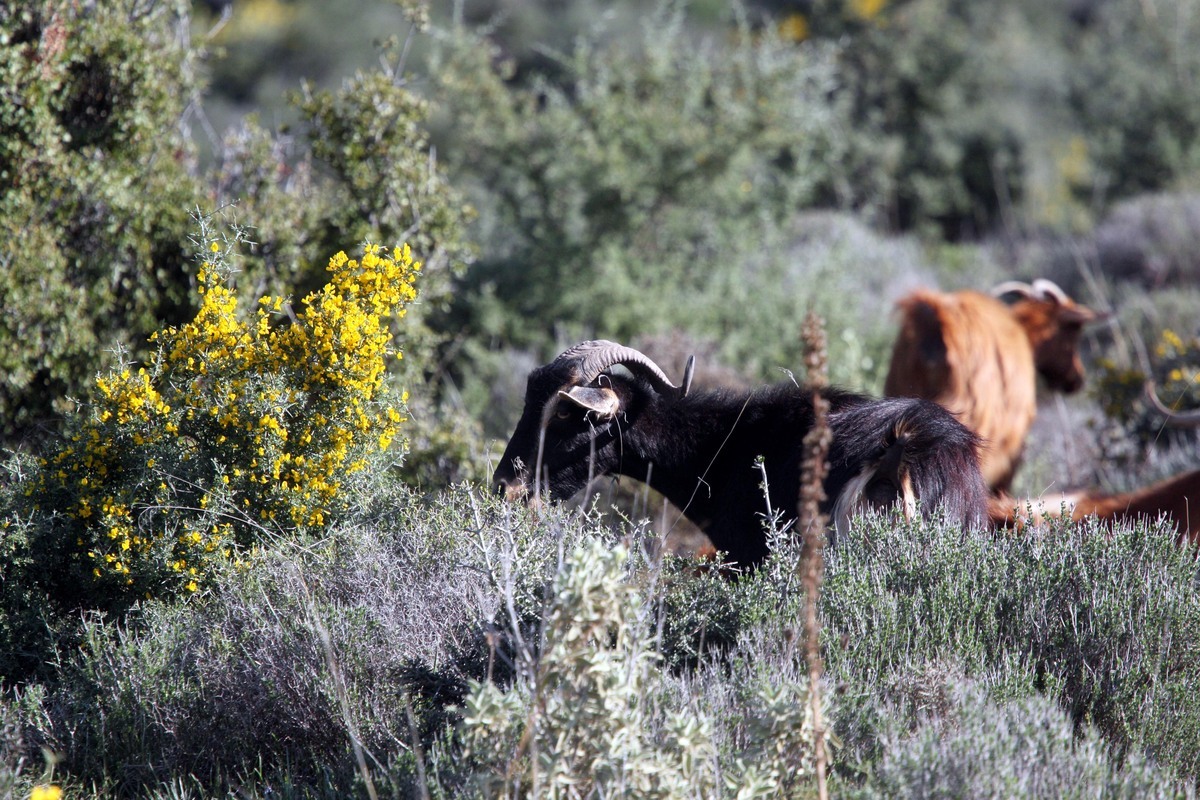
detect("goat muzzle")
(1047, 370), (1085, 394)
(495, 477), (547, 510)
(495, 477), (526, 502)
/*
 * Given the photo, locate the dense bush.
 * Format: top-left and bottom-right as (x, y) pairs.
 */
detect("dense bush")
(850, 683), (1183, 799)
(429, 6), (844, 362)
(8, 493), (1197, 797)
(201, 4), (474, 324)
(799, 0), (1026, 237)
(752, 0), (1200, 236)
(823, 511), (1200, 783)
(0, 1), (474, 461)
(0, 0), (202, 448)
(1067, 0), (1200, 203)
(33, 503), (478, 794)
(207, 16), (483, 493)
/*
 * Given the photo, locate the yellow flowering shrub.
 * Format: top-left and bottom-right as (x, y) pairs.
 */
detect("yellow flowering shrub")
(32, 232), (419, 602)
(848, 0), (888, 22)
(1153, 329), (1200, 394)
(1094, 328), (1200, 439)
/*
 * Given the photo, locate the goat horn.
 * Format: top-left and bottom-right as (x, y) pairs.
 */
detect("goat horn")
(550, 340), (682, 396)
(989, 280), (1035, 299)
(681, 354), (696, 398)
(1031, 278), (1072, 304)
(1145, 381), (1200, 428)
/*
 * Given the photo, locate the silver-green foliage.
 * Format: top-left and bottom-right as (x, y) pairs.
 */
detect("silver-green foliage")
(824, 510), (1200, 784)
(459, 540), (823, 799)
(858, 682), (1185, 800)
(8, 486), (1200, 797)
(460, 541), (720, 798)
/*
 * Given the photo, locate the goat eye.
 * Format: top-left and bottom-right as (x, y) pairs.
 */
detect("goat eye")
(555, 406), (573, 420)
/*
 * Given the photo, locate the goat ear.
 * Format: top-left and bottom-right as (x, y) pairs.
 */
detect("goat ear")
(560, 386), (621, 419)
(874, 433), (908, 489)
(1060, 304), (1109, 325)
(865, 433), (917, 518)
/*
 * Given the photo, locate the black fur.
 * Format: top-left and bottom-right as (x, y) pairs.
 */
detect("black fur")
(494, 363), (988, 566)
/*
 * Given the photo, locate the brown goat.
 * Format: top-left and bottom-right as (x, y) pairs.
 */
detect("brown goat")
(883, 280), (1105, 493)
(989, 468), (1200, 547)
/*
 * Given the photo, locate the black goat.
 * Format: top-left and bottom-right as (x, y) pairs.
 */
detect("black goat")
(493, 341), (989, 566)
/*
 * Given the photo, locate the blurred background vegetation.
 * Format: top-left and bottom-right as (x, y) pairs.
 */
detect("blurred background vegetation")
(4, 0), (1199, 492)
(3, 0), (1200, 796)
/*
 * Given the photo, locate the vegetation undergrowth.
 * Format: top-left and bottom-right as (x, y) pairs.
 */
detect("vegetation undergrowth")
(4, 492), (1196, 798)
(2, 216), (419, 681)
(4, 0), (1200, 797)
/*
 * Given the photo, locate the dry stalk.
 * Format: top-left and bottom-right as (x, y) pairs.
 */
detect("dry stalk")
(798, 309), (831, 800)
(299, 574), (381, 800)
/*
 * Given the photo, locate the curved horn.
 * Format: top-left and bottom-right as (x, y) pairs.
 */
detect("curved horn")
(1145, 381), (1200, 428)
(550, 340), (682, 396)
(680, 354), (696, 398)
(1031, 278), (1072, 304)
(989, 280), (1036, 299)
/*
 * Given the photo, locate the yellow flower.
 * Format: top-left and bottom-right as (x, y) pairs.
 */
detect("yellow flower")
(850, 0), (887, 20)
(31, 785), (63, 800)
(55, 241), (420, 598)
(778, 13), (808, 41)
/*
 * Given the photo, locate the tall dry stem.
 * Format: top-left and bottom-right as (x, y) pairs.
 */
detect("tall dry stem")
(798, 308), (831, 800)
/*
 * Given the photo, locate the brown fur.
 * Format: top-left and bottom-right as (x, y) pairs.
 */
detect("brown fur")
(884, 286), (1099, 493)
(989, 469), (1200, 547)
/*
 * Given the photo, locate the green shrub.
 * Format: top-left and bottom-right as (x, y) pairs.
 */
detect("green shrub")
(0, 455), (58, 683)
(766, 0), (1029, 237)
(458, 538), (828, 799)
(0, 0), (202, 448)
(199, 1), (472, 325)
(0, 2), (474, 463)
(1067, 0), (1200, 202)
(294, 52), (474, 304)
(761, 0), (1200, 234)
(209, 23), (482, 492)
(430, 3), (841, 357)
